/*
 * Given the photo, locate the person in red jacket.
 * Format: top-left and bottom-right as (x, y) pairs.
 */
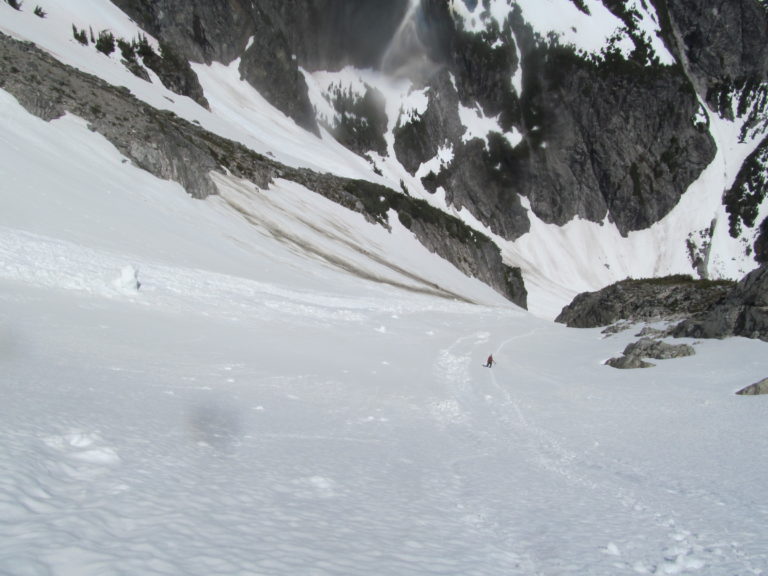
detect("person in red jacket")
(485, 354), (495, 368)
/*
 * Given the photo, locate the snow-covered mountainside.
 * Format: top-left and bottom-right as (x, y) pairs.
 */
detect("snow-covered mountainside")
(3, 0), (768, 315)
(3, 70), (768, 576)
(103, 0), (768, 316)
(1, 2), (768, 575)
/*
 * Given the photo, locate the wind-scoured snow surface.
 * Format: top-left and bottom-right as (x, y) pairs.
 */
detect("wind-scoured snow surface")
(2, 4), (768, 573)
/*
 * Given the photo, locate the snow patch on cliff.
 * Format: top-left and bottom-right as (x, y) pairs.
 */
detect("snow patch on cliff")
(449, 0), (673, 65)
(458, 102), (522, 149)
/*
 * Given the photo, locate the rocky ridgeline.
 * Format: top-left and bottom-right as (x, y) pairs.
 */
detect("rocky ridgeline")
(673, 264), (768, 342)
(0, 32), (526, 307)
(556, 267), (768, 374)
(555, 275), (734, 329)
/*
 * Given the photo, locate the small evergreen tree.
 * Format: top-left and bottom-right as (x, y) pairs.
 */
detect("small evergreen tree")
(72, 25), (88, 46)
(95, 31), (116, 56)
(33, 5), (46, 17)
(117, 37), (136, 61)
(5, 0), (23, 11)
(133, 34), (156, 60)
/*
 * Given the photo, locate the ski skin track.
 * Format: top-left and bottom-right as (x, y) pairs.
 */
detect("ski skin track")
(432, 331), (762, 575)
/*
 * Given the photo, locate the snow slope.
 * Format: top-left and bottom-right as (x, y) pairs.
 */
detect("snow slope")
(2, 41), (768, 576)
(0, 0), (384, 181)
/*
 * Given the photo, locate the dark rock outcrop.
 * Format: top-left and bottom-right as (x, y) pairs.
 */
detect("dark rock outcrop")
(605, 337), (695, 370)
(507, 38), (715, 237)
(139, 41), (209, 109)
(324, 85), (388, 157)
(112, 0), (320, 135)
(556, 276), (734, 328)
(624, 337), (695, 360)
(724, 133), (768, 260)
(673, 264), (768, 341)
(661, 0), (768, 262)
(605, 355), (655, 370)
(660, 0), (768, 105)
(736, 377), (768, 395)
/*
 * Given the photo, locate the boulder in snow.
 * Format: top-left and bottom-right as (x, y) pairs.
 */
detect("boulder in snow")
(736, 377), (768, 396)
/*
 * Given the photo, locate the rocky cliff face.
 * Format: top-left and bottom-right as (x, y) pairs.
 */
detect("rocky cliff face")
(674, 263), (768, 341)
(554, 275), (734, 328)
(660, 0), (768, 101)
(8, 0), (767, 310)
(110, 0), (415, 136)
(108, 0), (768, 262)
(661, 0), (768, 259)
(390, 1), (718, 240)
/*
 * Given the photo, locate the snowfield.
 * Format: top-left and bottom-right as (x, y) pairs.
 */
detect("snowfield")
(2, 82), (768, 576)
(2, 1), (768, 574)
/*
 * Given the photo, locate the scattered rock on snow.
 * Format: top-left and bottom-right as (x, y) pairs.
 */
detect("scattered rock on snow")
(736, 377), (768, 395)
(623, 338), (695, 360)
(601, 321), (633, 336)
(605, 337), (695, 370)
(634, 325), (670, 338)
(605, 354), (655, 369)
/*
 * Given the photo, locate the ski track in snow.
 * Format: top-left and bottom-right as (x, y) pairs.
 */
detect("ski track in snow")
(428, 332), (767, 576)
(2, 243), (767, 575)
(2, 2), (768, 574)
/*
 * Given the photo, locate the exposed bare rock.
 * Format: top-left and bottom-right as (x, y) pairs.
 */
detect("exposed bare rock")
(673, 264), (768, 342)
(605, 337), (695, 370)
(623, 338), (695, 360)
(605, 355), (655, 370)
(556, 276), (733, 328)
(736, 377), (768, 395)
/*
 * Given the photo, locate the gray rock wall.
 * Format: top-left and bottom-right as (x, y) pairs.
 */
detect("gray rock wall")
(674, 264), (768, 341)
(112, 0), (320, 134)
(555, 276), (734, 328)
(111, 0), (766, 261)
